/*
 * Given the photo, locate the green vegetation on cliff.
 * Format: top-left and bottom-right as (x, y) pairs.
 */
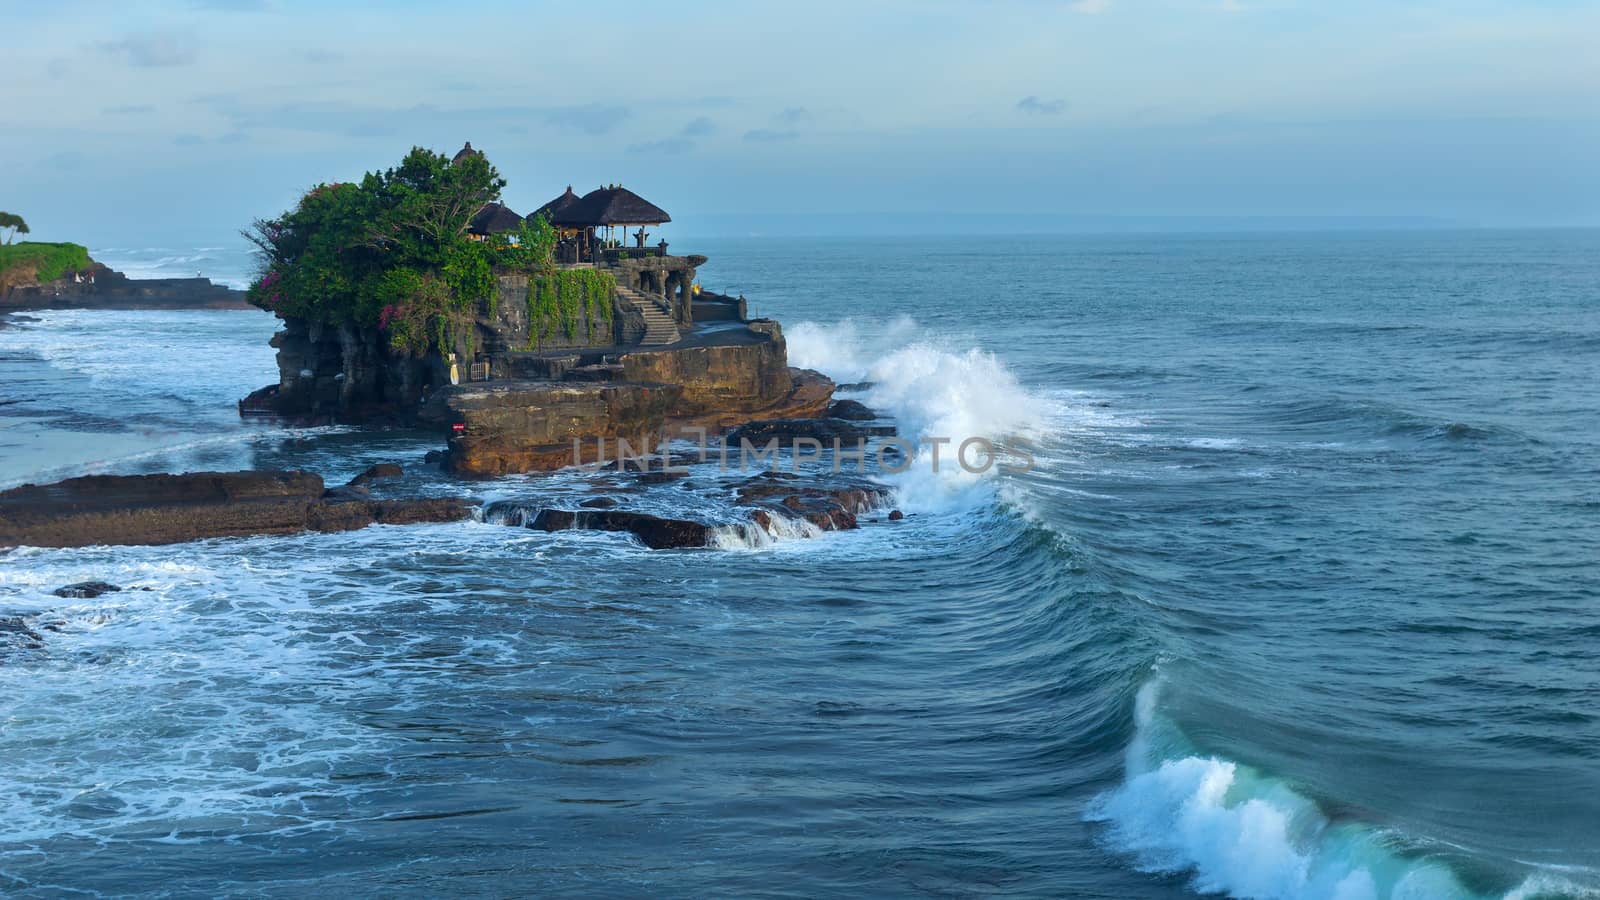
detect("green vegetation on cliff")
(0, 241), (91, 284)
(525, 269), (614, 349)
(244, 146), (557, 356)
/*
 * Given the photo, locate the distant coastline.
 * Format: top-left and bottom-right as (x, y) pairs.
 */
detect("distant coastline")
(0, 241), (248, 311)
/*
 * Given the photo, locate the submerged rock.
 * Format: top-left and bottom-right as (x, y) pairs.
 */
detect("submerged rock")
(635, 471), (691, 486)
(728, 417), (896, 447)
(733, 474), (893, 532)
(52, 581), (122, 599)
(349, 463), (405, 485)
(322, 483), (373, 502)
(527, 508), (712, 550)
(826, 399), (878, 421)
(0, 615), (46, 657)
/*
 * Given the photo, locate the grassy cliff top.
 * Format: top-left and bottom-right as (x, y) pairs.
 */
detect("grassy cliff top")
(0, 241), (92, 285)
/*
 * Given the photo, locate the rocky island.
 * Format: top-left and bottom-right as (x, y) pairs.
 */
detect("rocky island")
(0, 143), (899, 552)
(240, 143), (853, 477)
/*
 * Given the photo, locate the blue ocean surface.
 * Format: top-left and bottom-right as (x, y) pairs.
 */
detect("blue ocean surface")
(1, 230), (1598, 898)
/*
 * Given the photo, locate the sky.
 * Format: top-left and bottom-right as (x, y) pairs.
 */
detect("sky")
(3, 0), (1598, 245)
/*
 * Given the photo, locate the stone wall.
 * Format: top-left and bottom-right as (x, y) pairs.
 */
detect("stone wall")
(481, 274), (618, 354)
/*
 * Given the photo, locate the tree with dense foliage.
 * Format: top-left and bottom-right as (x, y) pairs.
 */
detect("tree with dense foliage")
(0, 212), (28, 245)
(244, 146), (558, 355)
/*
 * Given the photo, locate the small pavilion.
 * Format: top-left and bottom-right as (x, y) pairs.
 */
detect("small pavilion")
(533, 184), (671, 262)
(466, 201), (523, 241)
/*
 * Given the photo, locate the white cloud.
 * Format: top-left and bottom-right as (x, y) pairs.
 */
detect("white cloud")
(99, 32), (198, 68)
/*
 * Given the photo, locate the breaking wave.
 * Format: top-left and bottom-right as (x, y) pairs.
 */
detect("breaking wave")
(1090, 681), (1599, 900)
(787, 317), (1053, 513)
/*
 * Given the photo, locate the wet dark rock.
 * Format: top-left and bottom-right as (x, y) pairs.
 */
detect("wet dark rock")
(635, 470), (691, 485)
(888, 509), (905, 521)
(53, 581), (122, 599)
(734, 476), (893, 532)
(1, 616), (44, 641)
(580, 497), (619, 509)
(744, 470), (799, 481)
(836, 381), (876, 392)
(826, 399), (877, 421)
(727, 417), (896, 447)
(321, 484), (372, 502)
(349, 463), (405, 485)
(0, 615), (46, 655)
(597, 451), (700, 473)
(423, 450), (446, 466)
(526, 508), (711, 550)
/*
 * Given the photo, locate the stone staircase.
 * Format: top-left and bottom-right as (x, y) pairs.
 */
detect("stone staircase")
(616, 285), (680, 346)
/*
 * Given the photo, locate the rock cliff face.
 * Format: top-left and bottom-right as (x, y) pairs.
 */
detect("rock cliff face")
(440, 381), (684, 476)
(0, 263), (248, 310)
(257, 274), (638, 421)
(619, 321), (793, 419)
(435, 321), (835, 476)
(264, 316), (440, 421)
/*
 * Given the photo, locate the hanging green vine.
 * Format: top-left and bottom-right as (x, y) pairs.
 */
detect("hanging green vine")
(524, 269), (614, 349)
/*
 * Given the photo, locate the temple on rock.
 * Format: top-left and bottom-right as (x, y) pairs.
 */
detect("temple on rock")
(446, 143), (709, 355)
(249, 140), (829, 477)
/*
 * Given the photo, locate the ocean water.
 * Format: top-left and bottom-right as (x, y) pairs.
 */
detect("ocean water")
(89, 245), (258, 290)
(1, 230), (1598, 898)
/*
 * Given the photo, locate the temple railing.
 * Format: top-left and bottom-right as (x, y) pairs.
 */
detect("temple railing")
(599, 246), (668, 263)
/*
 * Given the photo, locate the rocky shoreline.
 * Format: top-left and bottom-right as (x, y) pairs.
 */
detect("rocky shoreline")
(0, 445), (904, 553)
(0, 468), (472, 549)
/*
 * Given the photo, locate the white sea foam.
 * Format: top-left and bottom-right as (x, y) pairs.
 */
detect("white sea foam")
(0, 309), (285, 485)
(1090, 681), (1599, 900)
(4, 309), (277, 403)
(708, 514), (826, 550)
(786, 316), (922, 384)
(0, 523), (581, 852)
(786, 318), (1055, 514)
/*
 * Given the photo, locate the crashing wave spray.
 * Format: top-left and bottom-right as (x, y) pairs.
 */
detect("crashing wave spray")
(787, 318), (1052, 513)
